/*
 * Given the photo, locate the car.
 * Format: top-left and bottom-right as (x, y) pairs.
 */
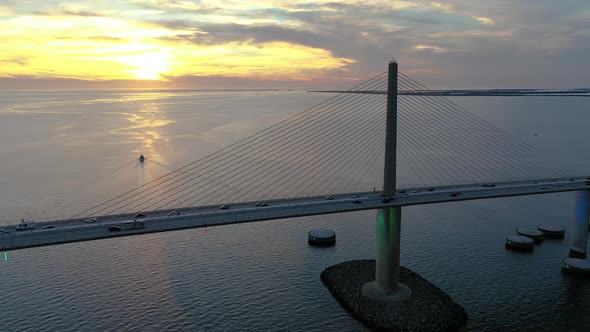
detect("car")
(255, 202), (268, 207)
(167, 211), (180, 216)
(325, 195), (335, 200)
(352, 195), (360, 198)
(398, 190), (406, 194)
(427, 188), (435, 192)
(449, 192), (461, 197)
(382, 197), (392, 203)
(411, 189), (420, 193)
(482, 183), (496, 188)
(378, 193), (385, 197)
(219, 205), (229, 210)
(84, 218), (97, 223)
(352, 200), (362, 204)
(569, 179), (575, 181)
(0, 229), (9, 234)
(108, 226), (122, 232)
(43, 225), (55, 229)
(134, 213), (146, 218)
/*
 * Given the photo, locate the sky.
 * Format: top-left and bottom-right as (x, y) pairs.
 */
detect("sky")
(0, 0), (589, 89)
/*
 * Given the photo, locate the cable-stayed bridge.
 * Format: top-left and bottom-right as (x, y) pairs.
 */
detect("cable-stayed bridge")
(1, 62), (588, 300)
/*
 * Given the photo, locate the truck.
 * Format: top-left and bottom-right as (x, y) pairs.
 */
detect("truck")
(122, 220), (144, 231)
(16, 221), (35, 231)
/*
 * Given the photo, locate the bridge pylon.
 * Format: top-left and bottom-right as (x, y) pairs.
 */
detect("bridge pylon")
(362, 61), (411, 301)
(569, 190), (590, 259)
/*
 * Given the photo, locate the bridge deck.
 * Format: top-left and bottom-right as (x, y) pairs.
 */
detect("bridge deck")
(1, 177), (588, 251)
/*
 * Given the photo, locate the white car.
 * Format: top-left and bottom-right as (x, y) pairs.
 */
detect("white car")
(84, 218), (97, 223)
(167, 211), (180, 216)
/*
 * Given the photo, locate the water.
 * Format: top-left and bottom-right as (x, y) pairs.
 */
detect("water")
(0, 91), (589, 331)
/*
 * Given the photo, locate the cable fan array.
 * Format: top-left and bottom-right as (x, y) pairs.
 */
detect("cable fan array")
(61, 71), (578, 222)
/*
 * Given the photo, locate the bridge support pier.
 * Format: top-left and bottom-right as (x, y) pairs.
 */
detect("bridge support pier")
(569, 190), (590, 259)
(362, 207), (411, 301)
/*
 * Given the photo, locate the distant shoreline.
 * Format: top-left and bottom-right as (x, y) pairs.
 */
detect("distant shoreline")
(308, 89), (590, 97)
(1, 88), (588, 96)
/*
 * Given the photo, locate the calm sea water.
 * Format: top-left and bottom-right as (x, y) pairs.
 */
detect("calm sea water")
(0, 90), (589, 331)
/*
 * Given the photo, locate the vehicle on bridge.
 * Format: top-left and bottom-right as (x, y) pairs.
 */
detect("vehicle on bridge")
(85, 218), (97, 223)
(123, 220), (144, 231)
(16, 220), (35, 230)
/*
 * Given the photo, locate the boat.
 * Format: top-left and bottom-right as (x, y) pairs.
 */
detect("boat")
(139, 155), (145, 162)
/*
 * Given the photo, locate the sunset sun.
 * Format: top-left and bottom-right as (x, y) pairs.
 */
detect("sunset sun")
(126, 52), (171, 80)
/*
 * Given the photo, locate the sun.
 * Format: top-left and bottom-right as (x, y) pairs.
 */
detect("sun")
(123, 52), (171, 80)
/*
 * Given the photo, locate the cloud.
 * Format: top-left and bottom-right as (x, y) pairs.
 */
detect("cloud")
(126, 0), (218, 12)
(33, 9), (107, 17)
(474, 16), (494, 25)
(414, 44), (447, 52)
(0, 5), (13, 16)
(0, 56), (29, 67)
(0, 0), (589, 88)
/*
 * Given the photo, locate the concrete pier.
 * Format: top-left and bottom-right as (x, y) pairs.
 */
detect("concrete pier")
(569, 190), (589, 259)
(537, 224), (565, 238)
(562, 257), (590, 276)
(362, 207), (411, 301)
(506, 235), (534, 250)
(517, 228), (544, 242)
(308, 229), (336, 246)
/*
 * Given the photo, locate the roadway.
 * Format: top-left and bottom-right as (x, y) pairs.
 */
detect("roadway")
(1, 176), (588, 251)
